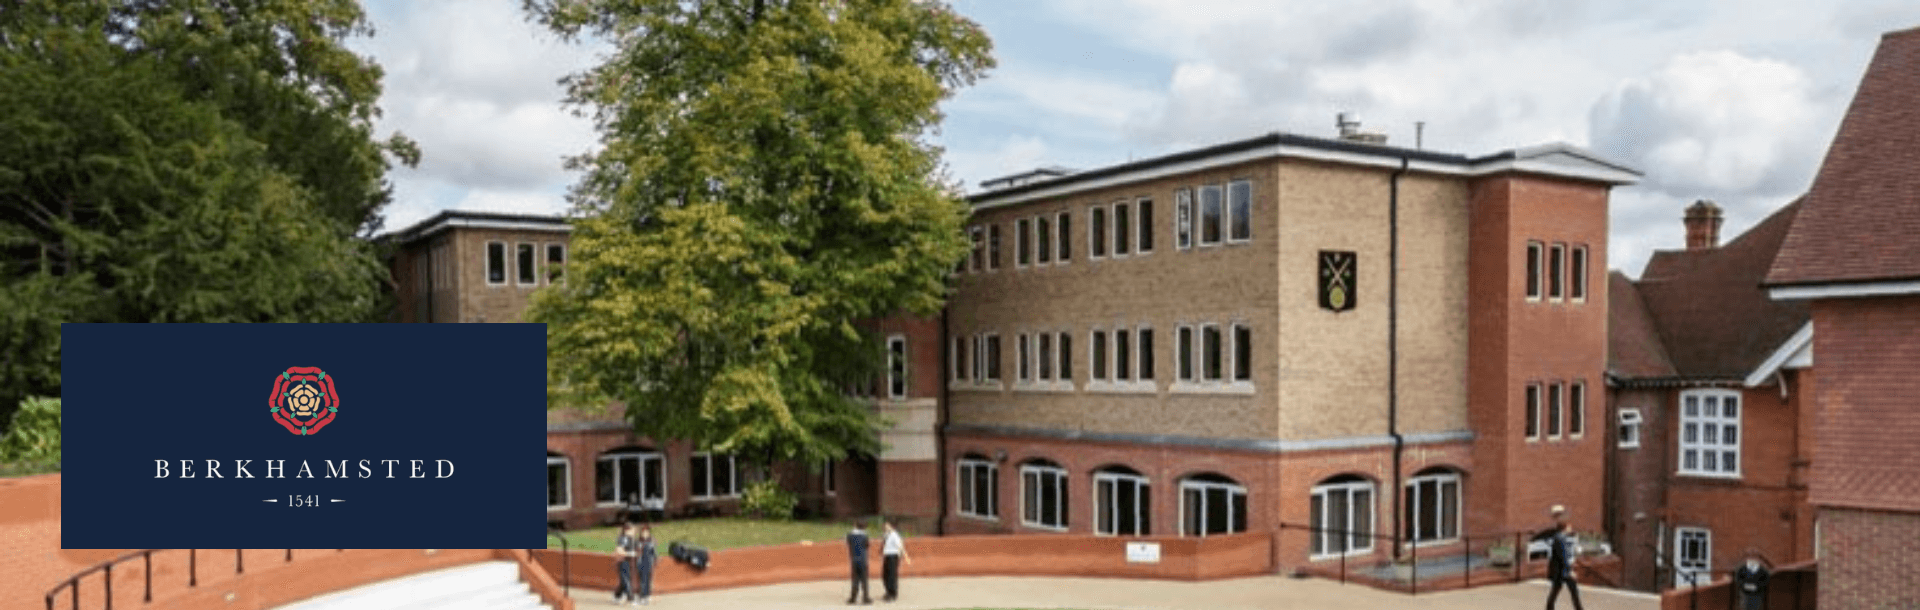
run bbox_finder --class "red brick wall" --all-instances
[1606,386,1669,591]
[1809,296,1920,512]
[547,430,739,528]
[869,314,944,401]
[1817,507,1920,609]
[1466,174,1611,538]
[878,460,940,527]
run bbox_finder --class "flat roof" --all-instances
[381,210,571,246]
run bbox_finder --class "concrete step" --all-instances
[272,561,548,610]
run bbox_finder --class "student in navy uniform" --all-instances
[1732,549,1772,610]
[634,525,658,605]
[880,520,913,602]
[613,523,638,605]
[1542,507,1585,610]
[846,519,874,605]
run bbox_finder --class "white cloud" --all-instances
[943,135,1052,191]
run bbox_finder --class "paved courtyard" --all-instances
[572,575,1660,610]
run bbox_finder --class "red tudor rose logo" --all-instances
[269,367,338,436]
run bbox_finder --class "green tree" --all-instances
[0,397,62,474]
[523,0,993,467]
[0,0,413,427]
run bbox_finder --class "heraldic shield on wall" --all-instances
[1319,250,1357,312]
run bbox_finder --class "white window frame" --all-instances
[988,223,1002,271]
[1525,383,1542,441]
[1404,471,1461,546]
[1113,201,1131,256]
[1036,215,1052,265]
[545,243,567,285]
[689,452,739,500]
[516,242,539,286]
[1231,322,1252,383]
[1548,381,1565,439]
[1115,325,1132,381]
[1201,323,1224,382]
[1525,241,1543,301]
[595,451,666,508]
[546,455,571,511]
[1094,470,1151,536]
[969,226,984,272]
[1136,197,1155,254]
[1136,326,1155,382]
[1548,242,1567,301]
[1021,463,1069,531]
[1017,332,1032,383]
[1091,329,1108,382]
[1090,205,1108,259]
[984,333,1001,382]
[957,457,999,520]
[1179,477,1247,537]
[1037,331,1054,382]
[1015,217,1032,268]
[1678,389,1742,478]
[1618,408,1643,449]
[1675,526,1711,588]
[1175,188,1193,251]
[1227,179,1253,243]
[1569,381,1586,438]
[1199,184,1224,247]
[486,241,508,286]
[952,335,967,382]
[1057,331,1073,383]
[886,334,908,399]
[824,459,837,496]
[1056,211,1072,263]
[1310,479,1375,558]
[1570,244,1588,302]
[1177,325,1195,382]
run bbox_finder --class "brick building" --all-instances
[940,127,1638,572]
[1764,26,1920,610]
[1604,199,1815,592]
[382,210,941,530]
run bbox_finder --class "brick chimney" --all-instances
[1684,199,1724,250]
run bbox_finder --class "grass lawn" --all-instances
[548,517,899,553]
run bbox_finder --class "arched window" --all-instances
[1180,473,1246,537]
[1310,474,1374,558]
[1405,467,1462,544]
[1094,465,1150,536]
[1020,459,1069,530]
[546,451,570,511]
[596,446,665,508]
[956,453,999,520]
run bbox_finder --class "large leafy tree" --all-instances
[0,0,415,428]
[523,0,993,467]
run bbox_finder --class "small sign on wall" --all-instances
[1126,541,1161,564]
[1319,250,1357,312]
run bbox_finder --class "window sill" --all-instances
[547,506,570,512]
[1015,382,1075,393]
[1085,381,1157,394]
[1675,471,1743,481]
[1170,382,1255,395]
[1022,522,1069,532]
[959,513,1000,522]
[949,382,1007,392]
[690,495,741,502]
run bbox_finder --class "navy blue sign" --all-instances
[62,323,546,549]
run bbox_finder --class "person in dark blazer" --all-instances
[846,519,873,605]
[1542,508,1585,610]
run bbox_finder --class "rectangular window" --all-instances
[516,243,537,285]
[1202,324,1223,381]
[972,335,984,382]
[1618,408,1643,449]
[1115,329,1132,381]
[547,456,570,510]
[1571,245,1588,301]
[1057,213,1072,261]
[1178,326,1194,381]
[689,453,738,499]
[1021,464,1069,529]
[1199,184,1223,245]
[1570,381,1586,436]
[1175,188,1193,250]
[1228,180,1252,242]
[887,335,908,399]
[823,460,837,496]
[1525,241,1542,300]
[989,224,1002,270]
[1232,323,1252,382]
[1675,527,1712,588]
[486,241,507,285]
[958,458,999,519]
[1548,381,1564,438]
[1038,333,1053,380]
[1526,383,1542,440]
[970,226,984,272]
[985,334,1002,381]
[1549,243,1566,300]
[1095,471,1151,536]
[1136,198,1155,253]
[1017,333,1031,382]
[546,243,567,284]
[1114,202,1131,255]
[1058,332,1073,381]
[595,452,664,507]
[1138,328,1155,380]
[1091,207,1108,258]
[1016,218,1032,267]
[1405,472,1461,544]
[1181,478,1247,537]
[1092,331,1108,381]
[1310,480,1374,556]
[952,336,966,381]
[1679,390,1741,477]
[1037,216,1052,264]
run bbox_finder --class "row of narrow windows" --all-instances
[962,180,1257,274]
[952,323,1254,388]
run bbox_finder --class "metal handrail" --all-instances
[45,549,347,610]
[541,527,573,598]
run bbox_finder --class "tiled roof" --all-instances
[1626,200,1810,380]
[1767,27,1920,286]
[1606,271,1676,379]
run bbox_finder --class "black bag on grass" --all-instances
[669,541,710,571]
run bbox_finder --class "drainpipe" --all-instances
[1389,157,1408,558]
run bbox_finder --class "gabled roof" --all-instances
[1767,27,1920,289]
[1607,271,1677,380]
[1623,200,1810,381]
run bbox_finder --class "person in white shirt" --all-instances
[880,520,912,602]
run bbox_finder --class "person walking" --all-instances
[634,525,659,605]
[1542,507,1585,610]
[846,519,874,605]
[1732,549,1772,610]
[613,523,638,605]
[880,520,913,602]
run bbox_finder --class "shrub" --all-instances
[740,478,798,521]
[0,396,61,474]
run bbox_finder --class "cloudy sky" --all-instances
[354,0,1920,276]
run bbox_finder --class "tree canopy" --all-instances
[0,0,415,427]
[523,0,993,466]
